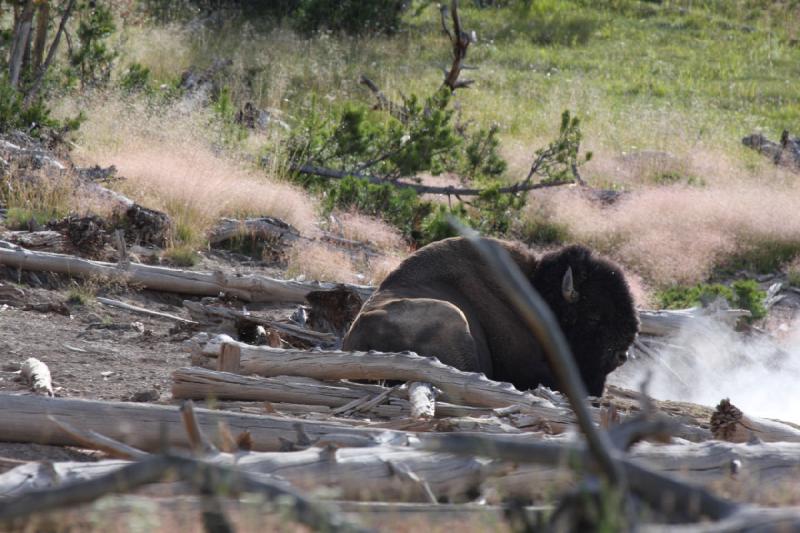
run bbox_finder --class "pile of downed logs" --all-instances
[3,238,800,531]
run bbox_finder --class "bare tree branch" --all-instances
[292,164,574,196]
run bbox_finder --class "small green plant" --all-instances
[517,216,570,246]
[731,279,767,321]
[164,245,199,267]
[120,63,151,92]
[0,76,61,134]
[652,171,705,187]
[71,3,117,87]
[788,260,800,288]
[211,87,248,145]
[67,284,94,306]
[419,204,471,246]
[657,280,766,322]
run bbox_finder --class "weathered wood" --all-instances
[218,343,241,373]
[0,393,409,452]
[0,241,373,303]
[0,231,67,253]
[20,357,52,396]
[644,507,800,532]
[171,367,492,420]
[408,382,436,419]
[0,455,368,533]
[424,434,739,522]
[628,440,800,485]
[710,398,800,443]
[208,217,300,245]
[0,446,507,504]
[96,297,197,324]
[48,415,149,460]
[187,336,721,442]
[187,335,566,413]
[638,307,750,336]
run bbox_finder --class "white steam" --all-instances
[609,317,800,424]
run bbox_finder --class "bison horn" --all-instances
[562,266,579,303]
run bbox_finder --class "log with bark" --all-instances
[0,241,373,302]
[0,230,67,253]
[208,217,300,246]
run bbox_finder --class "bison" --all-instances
[343,237,638,396]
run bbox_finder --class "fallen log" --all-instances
[208,217,300,246]
[0,445,508,504]
[638,307,750,336]
[0,455,368,533]
[628,439,800,485]
[187,335,566,413]
[20,357,53,396]
[710,398,800,443]
[187,335,720,441]
[0,230,67,253]
[172,367,492,420]
[0,393,410,452]
[0,241,373,302]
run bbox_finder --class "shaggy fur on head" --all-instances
[343,237,639,396]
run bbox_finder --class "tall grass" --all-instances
[51,1,800,289]
[65,93,317,251]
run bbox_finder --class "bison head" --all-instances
[532,245,638,396]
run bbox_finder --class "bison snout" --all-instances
[614,349,629,365]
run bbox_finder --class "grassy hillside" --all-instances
[59,0,800,299]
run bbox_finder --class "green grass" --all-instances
[164,245,199,267]
[656,279,767,320]
[126,1,799,154]
[68,1,800,291]
[67,284,95,306]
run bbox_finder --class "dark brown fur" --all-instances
[343,237,638,396]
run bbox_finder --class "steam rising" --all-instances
[609,317,800,424]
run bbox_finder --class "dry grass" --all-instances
[286,241,360,284]
[531,176,800,287]
[330,211,408,254]
[64,93,316,251]
[117,24,195,83]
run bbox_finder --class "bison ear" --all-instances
[562,266,580,303]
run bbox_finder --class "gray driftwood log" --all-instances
[171,367,489,419]
[187,334,567,414]
[0,241,373,302]
[0,393,409,452]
